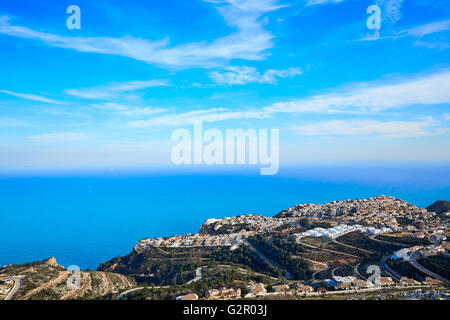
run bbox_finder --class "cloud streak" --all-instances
[405,19,450,37]
[209,66,303,85]
[127,70,450,126]
[65,80,169,100]
[306,0,344,6]
[294,118,446,138]
[128,107,270,127]
[92,102,169,117]
[0,1,282,68]
[0,89,66,104]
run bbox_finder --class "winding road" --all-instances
[380,255,402,281]
[409,253,450,285]
[244,239,288,278]
[186,266,204,285]
[355,263,368,280]
[4,276,24,300]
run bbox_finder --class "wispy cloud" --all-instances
[267,70,450,114]
[92,102,169,117]
[65,80,169,100]
[209,66,303,85]
[27,132,87,143]
[306,0,344,6]
[444,113,450,121]
[0,1,282,69]
[358,19,450,42]
[405,19,450,37]
[0,89,66,104]
[202,0,287,11]
[128,70,450,126]
[293,118,447,138]
[128,107,270,127]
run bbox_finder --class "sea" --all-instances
[1,164,449,270]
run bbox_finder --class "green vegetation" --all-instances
[99,244,280,286]
[213,245,280,277]
[417,255,450,280]
[321,241,371,259]
[314,268,332,280]
[121,265,276,300]
[395,217,413,226]
[188,268,273,298]
[6,264,60,299]
[376,234,431,246]
[247,235,312,280]
[337,231,401,254]
[300,236,331,247]
[387,260,427,281]
[298,219,333,230]
[334,264,356,277]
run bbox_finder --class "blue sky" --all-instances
[0,0,449,171]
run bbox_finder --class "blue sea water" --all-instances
[1,165,449,270]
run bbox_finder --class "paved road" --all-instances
[380,255,402,281]
[355,263,368,280]
[4,276,24,300]
[244,239,286,277]
[409,253,450,285]
[331,264,347,278]
[186,266,204,285]
[312,265,329,281]
[117,287,146,300]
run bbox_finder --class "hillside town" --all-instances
[135,196,448,252]
[277,195,439,229]
[2,196,448,301]
[129,195,449,301]
[135,215,301,251]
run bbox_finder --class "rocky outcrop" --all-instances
[43,256,62,268]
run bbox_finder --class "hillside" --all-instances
[98,244,279,286]
[2,195,448,300]
[275,195,429,220]
[0,257,134,300]
[427,200,450,215]
[101,195,442,286]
